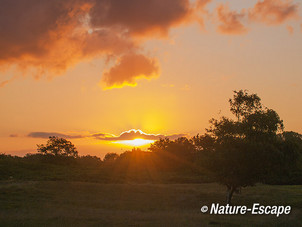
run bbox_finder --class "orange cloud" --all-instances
[0,0,300,87]
[0,0,137,79]
[101,53,160,89]
[216,4,248,35]
[249,0,299,25]
[0,0,191,87]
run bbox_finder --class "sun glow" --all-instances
[113,138,155,147]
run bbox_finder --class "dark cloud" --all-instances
[0,0,138,81]
[0,0,86,70]
[249,0,299,25]
[101,53,159,89]
[216,4,248,35]
[89,0,192,37]
[91,133,107,137]
[27,132,84,139]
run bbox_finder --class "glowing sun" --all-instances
[113,138,155,147]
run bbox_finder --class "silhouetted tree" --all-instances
[37,136,78,157]
[103,153,119,162]
[266,131,302,184]
[149,137,196,171]
[192,134,215,152]
[229,89,262,121]
[202,90,284,204]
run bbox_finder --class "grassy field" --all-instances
[0,181,301,226]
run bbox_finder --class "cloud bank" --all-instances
[25,129,186,142]
[94,129,186,141]
[0,0,300,87]
[27,132,84,139]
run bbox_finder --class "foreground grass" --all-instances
[0,181,301,226]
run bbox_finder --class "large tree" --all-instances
[195,90,284,204]
[37,136,78,158]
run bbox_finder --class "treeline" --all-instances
[0,143,208,184]
[1,132,301,185]
[1,90,302,202]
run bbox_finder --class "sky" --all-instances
[0,0,302,157]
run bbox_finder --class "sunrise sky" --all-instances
[1,0,302,157]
